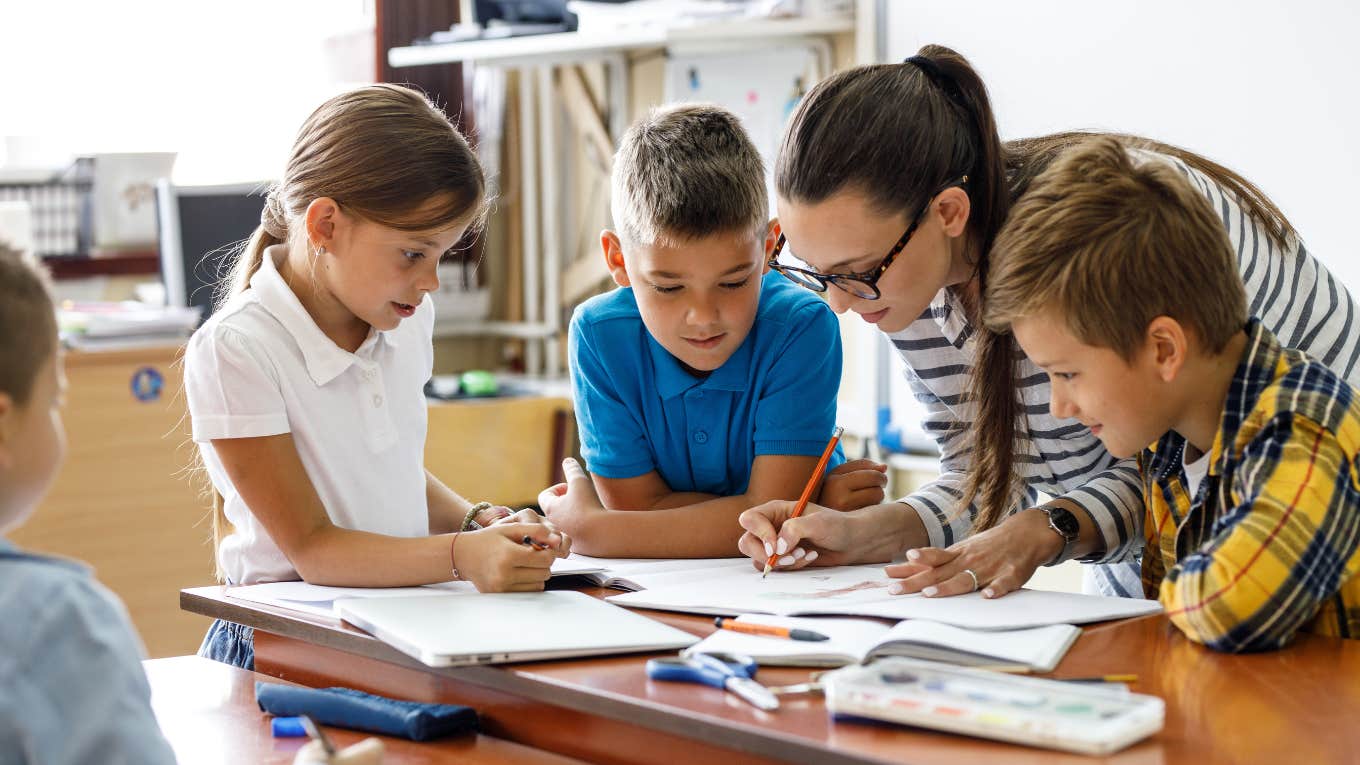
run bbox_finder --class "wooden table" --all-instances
[145,654,591,764]
[182,585,1360,765]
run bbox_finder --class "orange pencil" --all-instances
[762,425,843,578]
[715,617,829,642]
[521,535,549,551]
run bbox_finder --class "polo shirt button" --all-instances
[373,394,383,408]
[694,430,708,444]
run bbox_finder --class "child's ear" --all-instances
[304,197,342,252]
[600,230,630,288]
[1146,316,1187,382]
[934,187,972,238]
[762,219,780,275]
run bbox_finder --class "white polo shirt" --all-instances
[184,245,433,585]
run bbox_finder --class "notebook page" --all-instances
[871,620,1082,672]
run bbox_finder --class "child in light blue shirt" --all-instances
[0,244,176,764]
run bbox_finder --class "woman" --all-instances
[737,44,1360,599]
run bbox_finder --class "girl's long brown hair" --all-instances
[200,84,488,579]
[776,44,1297,532]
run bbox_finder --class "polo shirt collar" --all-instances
[250,246,391,386]
[649,331,754,400]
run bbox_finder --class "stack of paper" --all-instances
[58,301,202,350]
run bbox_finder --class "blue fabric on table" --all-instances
[255,682,478,741]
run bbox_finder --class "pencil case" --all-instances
[256,682,479,741]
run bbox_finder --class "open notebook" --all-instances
[553,554,747,591]
[224,556,607,618]
[606,564,1163,630]
[335,591,698,668]
[684,614,1081,672]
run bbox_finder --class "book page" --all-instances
[608,565,1162,629]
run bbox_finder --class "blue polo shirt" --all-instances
[570,271,845,495]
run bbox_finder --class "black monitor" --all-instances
[155,180,268,321]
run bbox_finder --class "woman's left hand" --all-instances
[883,509,1062,598]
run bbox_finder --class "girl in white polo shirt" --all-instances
[184,84,570,670]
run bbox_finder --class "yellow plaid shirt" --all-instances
[1140,320,1360,651]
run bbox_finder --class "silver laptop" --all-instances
[336,591,697,668]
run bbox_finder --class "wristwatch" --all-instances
[1037,505,1080,566]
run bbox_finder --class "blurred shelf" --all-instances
[388,15,855,68]
[43,249,159,279]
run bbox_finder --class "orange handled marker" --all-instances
[762,425,844,578]
[715,617,829,642]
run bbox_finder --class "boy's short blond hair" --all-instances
[984,135,1248,359]
[610,103,768,249]
[0,242,57,405]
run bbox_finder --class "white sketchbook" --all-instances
[684,614,1081,672]
[335,591,698,668]
[606,564,1162,630]
[556,554,750,592]
[224,557,607,618]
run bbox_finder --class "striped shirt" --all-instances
[1141,320,1360,650]
[887,149,1360,596]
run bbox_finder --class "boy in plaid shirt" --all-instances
[983,136,1359,651]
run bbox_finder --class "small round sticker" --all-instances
[130,366,164,403]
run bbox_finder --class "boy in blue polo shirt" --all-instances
[540,104,886,558]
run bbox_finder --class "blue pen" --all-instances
[646,652,779,711]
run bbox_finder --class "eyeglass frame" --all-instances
[767,175,970,300]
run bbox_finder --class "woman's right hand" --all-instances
[453,522,570,592]
[737,500,856,571]
[737,500,914,572]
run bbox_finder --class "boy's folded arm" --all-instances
[594,471,718,511]
[211,435,457,587]
[572,454,822,557]
[1161,415,1360,652]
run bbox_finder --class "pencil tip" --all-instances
[761,563,771,579]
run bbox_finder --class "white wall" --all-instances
[885,0,1360,290]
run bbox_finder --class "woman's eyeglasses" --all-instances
[768,176,968,300]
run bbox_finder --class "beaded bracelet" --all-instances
[462,501,492,532]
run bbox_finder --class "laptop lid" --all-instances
[336,591,697,668]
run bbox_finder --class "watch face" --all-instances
[1049,508,1081,538]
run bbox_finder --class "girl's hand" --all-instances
[474,504,515,527]
[453,522,571,592]
[883,510,1058,598]
[819,459,889,510]
[537,458,607,537]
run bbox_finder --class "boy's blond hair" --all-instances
[611,104,767,249]
[0,242,57,406]
[984,135,1248,356]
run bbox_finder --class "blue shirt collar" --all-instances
[649,330,755,400]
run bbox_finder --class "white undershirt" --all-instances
[1183,446,1212,500]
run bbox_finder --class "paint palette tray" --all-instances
[824,658,1164,755]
